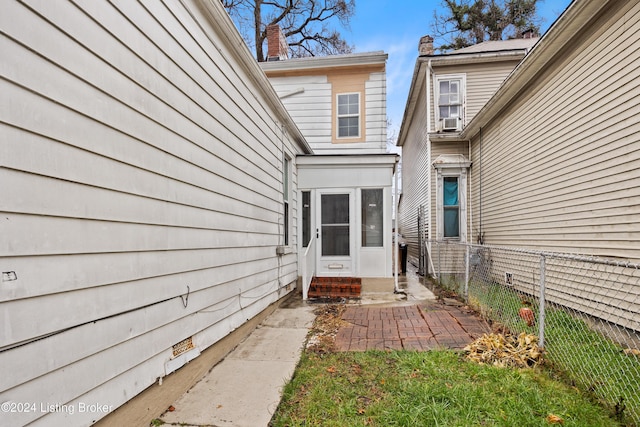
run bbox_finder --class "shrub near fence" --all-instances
[427,240,640,425]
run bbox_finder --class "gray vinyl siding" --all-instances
[398,79,429,264]
[470,1,640,261]
[0,1,303,426]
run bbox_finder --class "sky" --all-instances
[342,0,573,145]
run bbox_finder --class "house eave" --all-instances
[297,153,399,167]
[259,51,388,73]
[460,0,611,141]
[396,49,528,147]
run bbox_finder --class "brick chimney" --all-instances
[521,28,538,39]
[266,24,289,61]
[418,35,434,55]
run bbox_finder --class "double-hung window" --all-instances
[337,93,360,138]
[436,75,464,131]
[443,177,459,238]
[434,155,470,242]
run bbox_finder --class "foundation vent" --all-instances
[172,336,195,358]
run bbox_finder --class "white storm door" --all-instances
[317,190,354,276]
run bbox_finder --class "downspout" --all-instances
[426,60,436,275]
[468,138,472,244]
[479,126,483,244]
[394,159,400,293]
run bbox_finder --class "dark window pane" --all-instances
[302,191,311,247]
[443,177,458,206]
[322,225,350,256]
[362,189,383,247]
[444,207,459,237]
[321,194,350,256]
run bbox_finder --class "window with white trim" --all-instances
[361,189,383,247]
[283,156,291,245]
[434,155,470,242]
[443,177,459,238]
[435,75,465,131]
[337,93,360,138]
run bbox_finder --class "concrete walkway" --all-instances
[151,265,490,426]
[158,300,315,427]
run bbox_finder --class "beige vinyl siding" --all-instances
[470,1,640,261]
[0,1,302,426]
[431,60,522,129]
[398,78,429,264]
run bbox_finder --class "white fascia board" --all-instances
[296,154,398,168]
[260,51,388,73]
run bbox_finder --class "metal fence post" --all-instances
[539,254,546,348]
[438,241,441,283]
[464,244,470,302]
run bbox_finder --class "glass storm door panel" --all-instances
[321,193,350,256]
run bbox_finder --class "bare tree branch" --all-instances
[431,0,541,52]
[223,0,355,61]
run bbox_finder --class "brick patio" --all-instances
[334,302,491,351]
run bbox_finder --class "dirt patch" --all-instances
[306,304,347,354]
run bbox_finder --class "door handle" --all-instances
[316,228,319,239]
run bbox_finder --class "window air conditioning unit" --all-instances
[442,117,459,131]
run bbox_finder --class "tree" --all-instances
[432,0,541,51]
[222,0,355,62]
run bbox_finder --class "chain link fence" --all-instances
[426,240,640,425]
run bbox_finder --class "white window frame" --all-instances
[283,156,291,246]
[434,158,470,242]
[336,92,360,139]
[434,74,465,131]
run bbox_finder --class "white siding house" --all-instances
[0,1,310,426]
[261,48,398,286]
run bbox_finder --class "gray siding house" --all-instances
[397,35,536,273]
[0,1,311,426]
[397,0,640,331]
[398,0,640,268]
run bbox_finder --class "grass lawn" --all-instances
[271,349,620,427]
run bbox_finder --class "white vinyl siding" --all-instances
[269,75,332,146]
[469,1,640,260]
[267,68,387,154]
[0,1,303,426]
[365,71,387,149]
